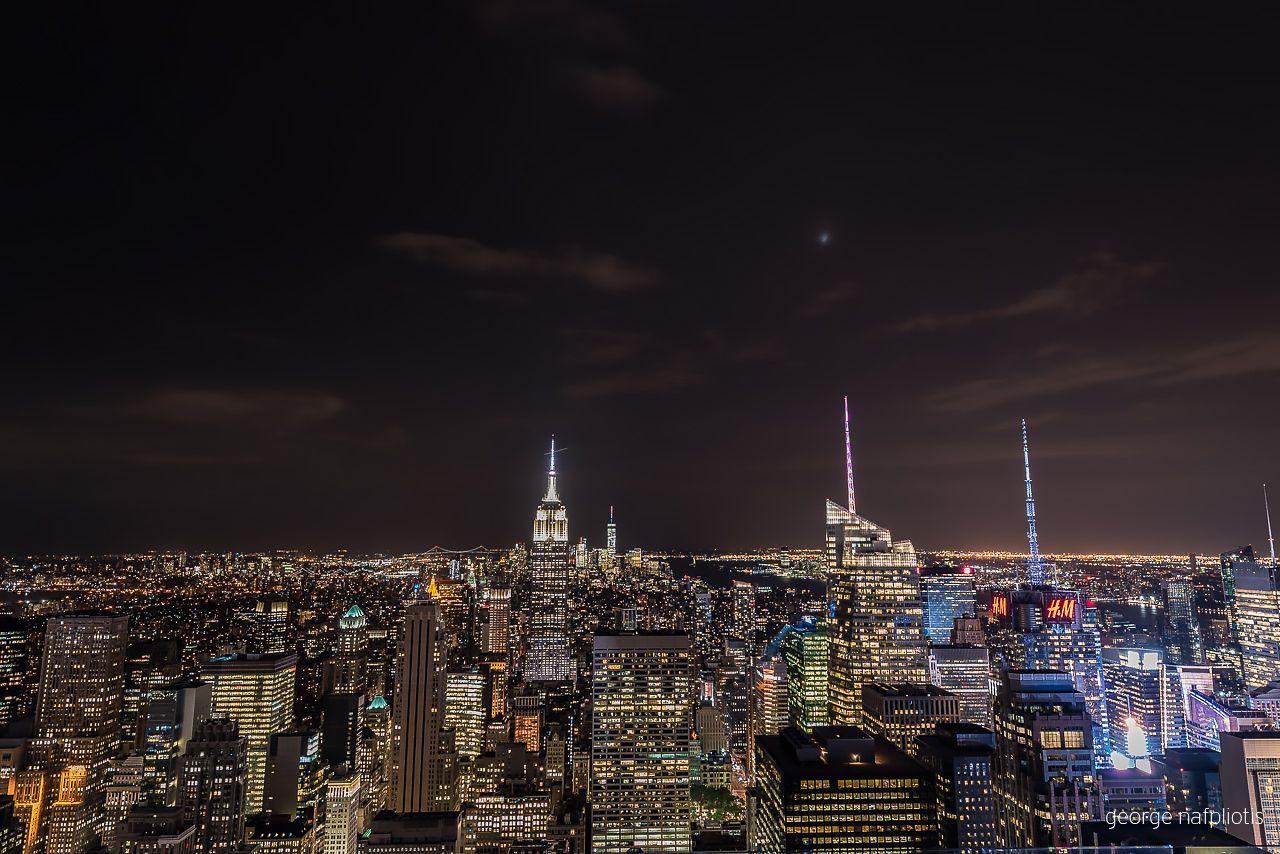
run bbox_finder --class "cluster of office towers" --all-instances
[4,417,1280,854]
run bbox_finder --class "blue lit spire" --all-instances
[1022,419,1045,586]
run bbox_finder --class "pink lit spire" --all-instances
[844,395,856,514]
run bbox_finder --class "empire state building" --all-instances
[526,437,574,682]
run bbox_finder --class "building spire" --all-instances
[843,395,856,514]
[1266,483,1277,568]
[1022,419,1045,586]
[543,435,559,502]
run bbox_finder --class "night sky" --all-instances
[6,4,1279,555]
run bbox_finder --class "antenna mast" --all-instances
[1266,483,1277,568]
[843,396,856,514]
[1023,419,1045,586]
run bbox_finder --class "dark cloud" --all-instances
[469,0,662,113]
[797,284,857,318]
[895,254,1162,333]
[130,389,348,432]
[471,0,635,52]
[560,363,705,399]
[378,233,658,293]
[928,333,1280,413]
[568,65,664,110]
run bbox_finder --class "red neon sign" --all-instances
[991,593,1009,618]
[1045,595,1077,623]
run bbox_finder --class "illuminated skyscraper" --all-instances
[0,617,28,729]
[179,717,249,853]
[1101,648,1163,763]
[389,600,456,812]
[748,656,788,781]
[251,600,290,655]
[825,500,928,723]
[824,397,926,723]
[1161,580,1203,666]
[324,769,362,854]
[526,438,573,682]
[481,588,511,657]
[916,723,998,852]
[334,605,369,695]
[444,670,487,761]
[860,683,960,758]
[143,678,212,801]
[590,632,693,854]
[752,726,940,854]
[1224,546,1280,690]
[202,652,297,813]
[992,670,1098,848]
[731,580,755,647]
[1220,731,1280,846]
[928,645,993,728]
[783,619,829,730]
[37,614,129,766]
[606,505,617,558]
[36,613,129,854]
[990,586,1110,765]
[920,565,977,644]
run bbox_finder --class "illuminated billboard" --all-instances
[1044,594,1077,623]
[991,593,1009,619]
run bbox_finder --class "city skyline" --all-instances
[5,5,1279,555]
[2,420,1275,559]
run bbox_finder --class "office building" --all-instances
[590,632,693,854]
[1225,547,1280,690]
[263,731,323,819]
[782,619,829,729]
[1098,766,1166,813]
[361,811,459,853]
[920,565,977,645]
[824,500,928,723]
[989,587,1110,763]
[202,652,297,813]
[992,670,1099,848]
[915,723,998,853]
[1220,731,1280,845]
[389,601,456,813]
[460,790,552,853]
[251,601,290,655]
[142,679,212,801]
[1161,580,1203,666]
[334,605,369,695]
[1185,688,1272,750]
[178,717,248,853]
[1102,648,1164,762]
[245,814,314,854]
[0,618,28,729]
[444,670,487,761]
[122,640,182,752]
[752,726,940,854]
[324,770,362,854]
[36,613,129,854]
[526,440,574,682]
[115,805,196,854]
[731,580,755,647]
[1155,748,1222,815]
[606,506,617,559]
[480,588,511,657]
[927,645,992,729]
[860,683,960,757]
[511,694,543,753]
[37,613,129,765]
